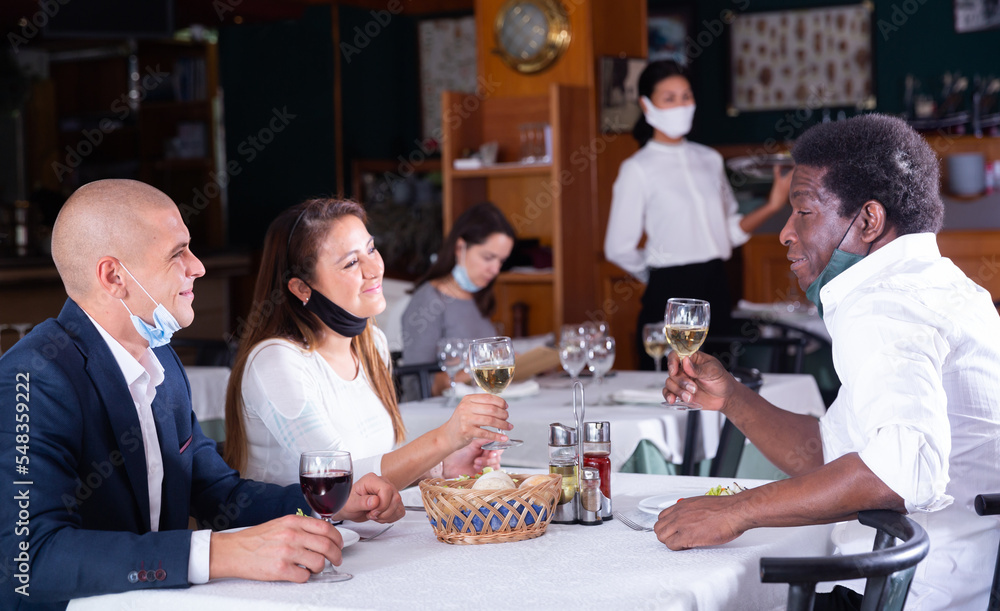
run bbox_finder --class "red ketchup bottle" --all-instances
[583,421,612,520]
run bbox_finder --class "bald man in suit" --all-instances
[0,180,403,610]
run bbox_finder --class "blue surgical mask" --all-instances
[805,208,870,319]
[451,245,482,293]
[118,262,182,348]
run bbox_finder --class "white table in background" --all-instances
[68,473,835,611]
[400,371,826,471]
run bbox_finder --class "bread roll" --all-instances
[518,474,551,488]
[471,470,516,490]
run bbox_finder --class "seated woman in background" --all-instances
[223,198,510,488]
[401,202,515,396]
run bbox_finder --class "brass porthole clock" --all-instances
[493,0,571,74]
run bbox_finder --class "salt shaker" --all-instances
[583,421,612,520]
[548,422,579,524]
[578,467,602,525]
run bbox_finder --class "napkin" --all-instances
[609,388,664,405]
[453,379,541,400]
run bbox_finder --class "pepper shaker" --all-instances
[583,421,612,520]
[578,467,603,525]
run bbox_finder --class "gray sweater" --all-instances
[400,282,496,365]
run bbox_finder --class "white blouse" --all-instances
[603,139,749,283]
[240,330,395,487]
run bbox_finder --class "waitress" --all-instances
[604,60,791,369]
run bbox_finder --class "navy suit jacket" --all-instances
[0,300,303,610]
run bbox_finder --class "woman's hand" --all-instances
[766,164,793,211]
[442,439,503,478]
[334,473,405,523]
[662,351,737,412]
[440,393,512,450]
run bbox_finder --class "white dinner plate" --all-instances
[338,527,360,548]
[637,493,686,515]
[453,380,541,400]
[220,525,359,548]
[609,389,664,405]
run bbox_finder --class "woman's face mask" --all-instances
[642,96,696,139]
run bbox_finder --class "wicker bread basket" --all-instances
[418,473,561,545]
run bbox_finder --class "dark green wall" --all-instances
[652,0,1000,145]
[219,5,337,249]
[338,5,423,187]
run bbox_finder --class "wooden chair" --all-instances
[975,492,1000,611]
[760,510,930,611]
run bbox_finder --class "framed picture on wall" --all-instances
[954,0,1000,32]
[728,3,876,113]
[599,57,647,133]
[648,9,691,65]
[417,16,477,146]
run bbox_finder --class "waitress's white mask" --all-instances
[641,96,695,139]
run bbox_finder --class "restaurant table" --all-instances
[400,371,826,471]
[68,472,836,611]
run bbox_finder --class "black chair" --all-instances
[171,337,237,367]
[390,351,440,401]
[702,333,809,374]
[975,492,1000,611]
[679,366,761,477]
[755,319,841,408]
[760,510,929,611]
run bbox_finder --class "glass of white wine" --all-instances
[642,321,670,372]
[468,336,522,450]
[663,298,710,411]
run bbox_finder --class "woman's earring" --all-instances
[302,298,309,306]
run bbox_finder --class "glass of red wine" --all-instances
[299,450,354,582]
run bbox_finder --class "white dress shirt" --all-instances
[240,330,395,487]
[85,314,211,584]
[818,233,1000,610]
[603,139,749,283]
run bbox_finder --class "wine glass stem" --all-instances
[654,357,662,372]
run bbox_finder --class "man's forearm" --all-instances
[722,384,825,476]
[737,453,906,530]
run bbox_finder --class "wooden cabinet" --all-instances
[441,83,596,336]
[743,230,1000,305]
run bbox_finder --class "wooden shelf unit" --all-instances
[441,83,597,337]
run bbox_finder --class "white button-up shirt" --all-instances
[603,139,749,283]
[819,233,1000,610]
[86,314,211,584]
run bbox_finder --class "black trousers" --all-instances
[813,586,864,611]
[635,259,735,371]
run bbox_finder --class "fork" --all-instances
[358,523,393,542]
[614,512,654,532]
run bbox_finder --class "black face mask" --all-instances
[302,282,368,338]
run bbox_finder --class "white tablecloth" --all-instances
[401,371,826,471]
[69,473,835,611]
